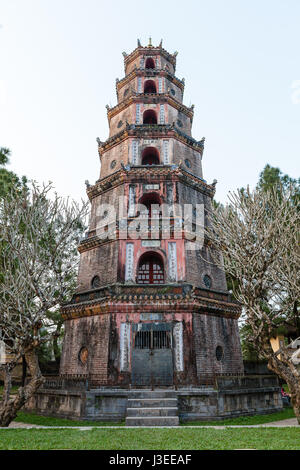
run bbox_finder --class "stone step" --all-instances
[127,398,177,408]
[129,390,177,399]
[126,416,179,426]
[127,407,178,417]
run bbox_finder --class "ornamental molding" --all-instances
[86,165,214,201]
[116,68,184,92]
[107,93,193,121]
[98,125,204,155]
[61,283,241,320]
[78,230,211,254]
[123,47,176,69]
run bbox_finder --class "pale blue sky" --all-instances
[1,0,299,203]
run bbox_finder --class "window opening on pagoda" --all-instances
[145,57,155,69]
[134,330,171,349]
[141,147,160,165]
[143,109,157,124]
[144,80,157,94]
[139,192,161,219]
[137,252,164,285]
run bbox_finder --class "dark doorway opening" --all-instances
[141,147,160,165]
[145,57,155,69]
[144,80,157,94]
[143,109,157,124]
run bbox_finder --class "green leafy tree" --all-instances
[0,147,27,198]
[257,164,299,200]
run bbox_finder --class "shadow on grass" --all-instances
[14,411,125,427]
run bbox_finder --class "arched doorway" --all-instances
[137,252,164,284]
[139,192,161,219]
[145,57,155,69]
[144,80,156,94]
[141,147,160,165]
[143,109,157,124]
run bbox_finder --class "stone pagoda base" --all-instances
[25,375,283,423]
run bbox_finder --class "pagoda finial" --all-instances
[148,36,152,47]
[137,39,141,47]
[159,39,163,48]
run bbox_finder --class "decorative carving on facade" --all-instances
[173,322,184,371]
[120,323,131,371]
[168,242,178,282]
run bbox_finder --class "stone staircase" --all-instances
[125,390,179,426]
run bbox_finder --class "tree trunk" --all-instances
[53,322,63,367]
[287,381,300,425]
[0,349,45,427]
[2,367,12,405]
[21,355,27,387]
[267,354,300,425]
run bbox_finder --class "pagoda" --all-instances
[59,39,245,388]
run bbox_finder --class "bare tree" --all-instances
[0,183,87,427]
[206,185,300,423]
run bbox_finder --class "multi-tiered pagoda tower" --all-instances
[60,40,244,388]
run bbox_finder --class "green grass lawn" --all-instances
[0,385,19,397]
[13,407,295,427]
[0,427,299,450]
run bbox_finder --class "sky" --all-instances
[0,0,299,204]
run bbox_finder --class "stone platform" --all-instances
[24,375,283,424]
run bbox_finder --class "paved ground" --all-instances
[259,418,298,427]
[3,417,298,429]
[8,421,43,428]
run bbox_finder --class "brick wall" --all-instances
[193,313,244,382]
[60,314,111,385]
[185,244,228,291]
[76,242,119,292]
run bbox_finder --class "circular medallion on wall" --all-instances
[216,346,223,361]
[185,159,191,168]
[91,275,100,289]
[177,119,183,128]
[117,120,123,128]
[79,347,88,364]
[203,274,212,289]
[171,88,176,96]
[123,88,129,98]
[110,160,117,169]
